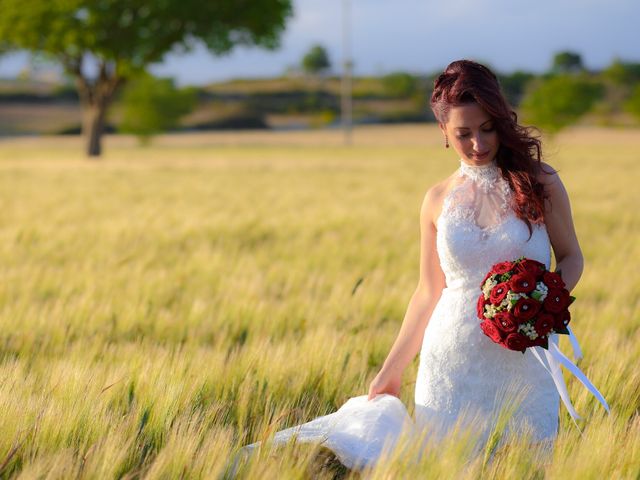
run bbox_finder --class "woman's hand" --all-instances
[367,367,403,400]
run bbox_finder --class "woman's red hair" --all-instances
[430,59,554,239]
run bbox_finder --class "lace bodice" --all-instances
[436,158,551,290]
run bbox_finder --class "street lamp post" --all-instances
[341,0,352,146]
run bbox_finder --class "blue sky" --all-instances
[0,0,638,86]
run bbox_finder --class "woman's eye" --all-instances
[482,127,495,132]
[456,133,470,139]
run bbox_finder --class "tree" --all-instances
[497,70,535,106]
[0,0,292,157]
[381,72,418,98]
[551,51,584,74]
[520,75,604,133]
[602,58,640,86]
[597,58,640,123]
[118,73,197,145]
[302,44,331,76]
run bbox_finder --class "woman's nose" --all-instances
[472,137,485,151]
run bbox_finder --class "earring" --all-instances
[445,135,449,149]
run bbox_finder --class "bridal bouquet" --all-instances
[477,256,575,353]
[476,257,609,420]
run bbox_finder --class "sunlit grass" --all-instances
[0,125,637,478]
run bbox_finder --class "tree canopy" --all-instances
[551,51,584,74]
[0,0,293,156]
[302,44,331,76]
[602,59,640,86]
[520,75,604,133]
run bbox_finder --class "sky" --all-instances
[0,0,638,86]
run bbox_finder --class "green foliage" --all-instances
[118,74,196,143]
[0,0,293,74]
[497,70,535,106]
[624,84,640,121]
[520,75,604,132]
[602,58,640,86]
[551,51,585,74]
[301,44,331,75]
[381,72,418,98]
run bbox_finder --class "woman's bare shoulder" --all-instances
[421,173,457,225]
[535,161,561,186]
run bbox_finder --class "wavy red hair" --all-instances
[430,59,554,238]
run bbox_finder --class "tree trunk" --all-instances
[83,103,107,158]
[73,61,122,158]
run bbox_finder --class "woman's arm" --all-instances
[539,163,584,293]
[379,185,447,377]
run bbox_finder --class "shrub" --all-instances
[118,73,197,144]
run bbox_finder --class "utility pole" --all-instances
[341,0,353,146]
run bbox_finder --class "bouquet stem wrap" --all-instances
[530,325,610,423]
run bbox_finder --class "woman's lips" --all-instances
[471,151,490,159]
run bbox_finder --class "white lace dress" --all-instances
[238,158,562,470]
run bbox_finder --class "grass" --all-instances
[0,124,638,478]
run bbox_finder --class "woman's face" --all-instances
[440,102,499,166]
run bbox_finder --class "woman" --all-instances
[235,60,605,472]
[369,59,579,452]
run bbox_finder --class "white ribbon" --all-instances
[530,327,609,423]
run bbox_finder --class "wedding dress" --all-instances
[235,158,608,472]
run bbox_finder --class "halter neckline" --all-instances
[458,157,501,191]
[459,157,497,170]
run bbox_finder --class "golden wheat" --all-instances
[0,124,637,478]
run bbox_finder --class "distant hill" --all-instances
[0,74,436,135]
[2,70,634,135]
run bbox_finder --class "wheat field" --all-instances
[0,124,638,479]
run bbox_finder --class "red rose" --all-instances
[515,258,546,277]
[531,336,549,349]
[504,332,530,353]
[543,271,565,289]
[489,282,510,304]
[553,308,571,331]
[544,288,570,314]
[480,320,504,344]
[477,294,487,319]
[491,261,515,275]
[534,313,554,337]
[512,297,541,322]
[494,311,517,333]
[509,272,536,293]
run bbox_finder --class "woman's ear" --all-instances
[438,123,446,136]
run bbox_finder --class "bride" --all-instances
[232,59,608,473]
